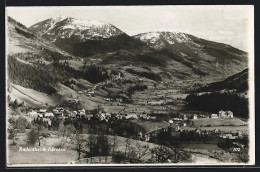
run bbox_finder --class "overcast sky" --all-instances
[7,6,253,51]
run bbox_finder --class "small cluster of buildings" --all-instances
[190,110,234,120]
[26,109,54,118]
[211,110,233,119]
[220,131,243,140]
[77,90,95,97]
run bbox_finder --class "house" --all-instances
[148,100,164,106]
[85,114,94,120]
[175,125,180,131]
[125,113,138,119]
[39,109,47,113]
[173,118,182,121]
[214,129,219,134]
[211,114,219,119]
[139,114,150,120]
[78,109,86,117]
[221,133,237,139]
[218,110,227,118]
[105,113,112,118]
[227,111,234,118]
[53,108,64,117]
[149,116,156,120]
[182,114,187,120]
[27,110,38,117]
[236,131,243,138]
[218,110,234,118]
[144,134,150,141]
[44,112,54,118]
[38,114,44,118]
[115,98,123,102]
[168,120,174,124]
[195,128,201,134]
[192,114,198,120]
[70,111,78,118]
[98,113,107,121]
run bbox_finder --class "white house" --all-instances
[44,112,54,118]
[227,111,234,118]
[211,114,218,119]
[192,114,198,120]
[125,113,138,119]
[173,118,182,121]
[39,109,47,113]
[218,110,226,118]
[27,110,38,117]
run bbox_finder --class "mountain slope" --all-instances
[132,31,248,79]
[72,34,151,57]
[7,16,73,58]
[196,68,248,92]
[29,17,125,54]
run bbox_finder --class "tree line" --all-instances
[186,92,249,118]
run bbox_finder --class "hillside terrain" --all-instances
[196,68,248,93]
[7,16,249,107]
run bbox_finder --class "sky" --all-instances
[6,5,254,51]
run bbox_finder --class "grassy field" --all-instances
[183,125,248,134]
[9,84,59,107]
[7,133,158,165]
[190,118,247,127]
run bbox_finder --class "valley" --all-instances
[6,16,249,165]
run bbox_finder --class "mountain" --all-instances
[7,16,72,58]
[131,31,248,79]
[72,34,151,57]
[29,17,125,54]
[195,68,249,93]
[133,31,198,49]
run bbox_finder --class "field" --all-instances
[190,118,247,127]
[183,125,248,134]
[7,133,158,165]
[9,84,59,107]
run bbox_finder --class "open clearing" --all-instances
[9,84,59,107]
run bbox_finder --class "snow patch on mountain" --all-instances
[30,17,124,43]
[134,31,201,49]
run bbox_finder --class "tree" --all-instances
[8,116,30,145]
[51,116,60,130]
[135,141,150,162]
[16,116,29,132]
[232,148,249,163]
[30,117,45,146]
[110,136,118,156]
[27,129,38,145]
[59,124,75,141]
[150,144,172,163]
[124,138,136,161]
[8,117,17,145]
[13,99,18,109]
[86,134,111,157]
[170,141,191,163]
[70,128,85,160]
